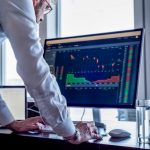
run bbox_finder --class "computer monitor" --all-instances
[44,29,143,109]
[0,86,27,120]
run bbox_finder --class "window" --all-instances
[59,0,134,122]
[1,0,136,122]
[60,0,134,37]
[4,39,23,85]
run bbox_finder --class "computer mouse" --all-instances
[108,129,131,138]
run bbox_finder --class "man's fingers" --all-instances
[25,123,42,132]
[27,116,43,124]
[32,116,43,122]
[87,122,95,127]
[91,132,103,140]
[90,126,98,134]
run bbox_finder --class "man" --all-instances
[0,0,101,144]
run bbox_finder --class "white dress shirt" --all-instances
[0,95,15,126]
[0,0,75,137]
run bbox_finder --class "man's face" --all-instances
[33,0,51,23]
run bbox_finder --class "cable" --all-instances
[80,108,85,121]
[27,108,40,114]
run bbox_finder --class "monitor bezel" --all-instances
[44,28,144,109]
[0,85,27,119]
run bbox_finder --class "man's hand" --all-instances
[65,121,102,144]
[6,116,43,132]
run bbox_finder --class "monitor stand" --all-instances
[92,108,107,136]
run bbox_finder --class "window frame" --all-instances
[143,0,150,99]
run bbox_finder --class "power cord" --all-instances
[80,108,85,121]
[27,108,40,114]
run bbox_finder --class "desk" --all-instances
[0,121,150,150]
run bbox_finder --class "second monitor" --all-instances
[44,29,143,109]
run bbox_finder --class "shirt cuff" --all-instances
[53,117,76,137]
[0,107,15,126]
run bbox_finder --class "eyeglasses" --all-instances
[38,0,52,15]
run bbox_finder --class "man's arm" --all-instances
[0,0,75,137]
[6,116,43,132]
[0,1,101,143]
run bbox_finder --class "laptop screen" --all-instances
[0,86,27,120]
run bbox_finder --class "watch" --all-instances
[64,128,81,143]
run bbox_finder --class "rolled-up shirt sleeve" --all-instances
[0,95,15,126]
[0,0,75,137]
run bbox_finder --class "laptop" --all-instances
[0,86,27,122]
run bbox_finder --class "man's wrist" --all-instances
[5,121,16,130]
[64,128,81,143]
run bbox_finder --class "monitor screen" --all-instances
[44,29,143,108]
[0,86,26,120]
